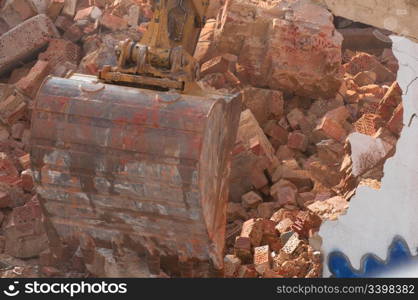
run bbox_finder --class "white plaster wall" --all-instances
[320,35,418,276]
[317,0,418,42]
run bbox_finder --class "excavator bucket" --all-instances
[30,75,241,277]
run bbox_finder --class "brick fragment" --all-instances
[287,131,308,152]
[242,87,284,127]
[353,71,377,86]
[0,124,10,142]
[19,153,30,169]
[237,264,258,278]
[354,113,382,136]
[254,245,271,275]
[54,15,74,32]
[0,191,11,208]
[241,218,264,247]
[4,198,48,258]
[287,108,305,130]
[62,0,78,17]
[0,92,27,125]
[200,54,237,77]
[47,0,65,20]
[38,39,81,75]
[227,202,247,222]
[315,116,347,142]
[263,120,288,145]
[0,152,20,185]
[291,211,322,238]
[344,52,395,83]
[63,23,83,42]
[281,233,302,256]
[74,6,102,21]
[224,254,241,277]
[16,60,50,98]
[272,165,312,190]
[127,5,141,27]
[1,0,37,28]
[275,218,294,234]
[276,145,295,161]
[230,110,278,201]
[387,103,403,136]
[21,169,34,192]
[241,191,262,209]
[234,236,252,263]
[270,180,298,207]
[101,13,129,31]
[257,202,276,219]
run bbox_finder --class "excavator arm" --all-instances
[99,0,210,92]
[31,0,243,277]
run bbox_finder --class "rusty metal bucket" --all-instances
[30,75,241,277]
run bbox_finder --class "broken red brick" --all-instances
[237,264,258,278]
[275,218,294,234]
[281,233,302,256]
[0,191,11,208]
[18,154,30,170]
[41,266,63,277]
[264,120,288,145]
[250,170,269,190]
[234,236,252,263]
[200,54,237,77]
[353,71,377,86]
[287,131,308,152]
[54,15,74,32]
[241,218,264,247]
[257,202,276,219]
[315,116,347,142]
[11,122,26,140]
[0,91,27,125]
[287,108,305,130]
[276,145,295,161]
[354,113,382,136]
[387,103,403,136]
[227,202,247,222]
[242,87,284,126]
[0,152,20,185]
[47,0,65,20]
[21,169,34,192]
[254,245,271,275]
[62,0,78,17]
[4,198,48,258]
[38,39,81,75]
[16,60,50,98]
[1,0,37,28]
[224,254,241,277]
[63,24,84,42]
[101,13,129,31]
[291,211,322,238]
[325,106,351,123]
[377,81,402,122]
[241,191,262,209]
[344,52,396,83]
[270,180,298,207]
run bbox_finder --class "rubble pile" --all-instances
[198,0,402,278]
[0,0,154,278]
[0,0,403,278]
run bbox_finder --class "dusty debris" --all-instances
[0,0,404,278]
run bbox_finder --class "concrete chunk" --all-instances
[0,14,60,75]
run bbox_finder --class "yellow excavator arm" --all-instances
[99,0,210,91]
